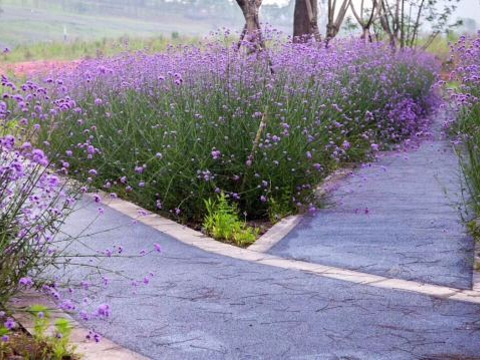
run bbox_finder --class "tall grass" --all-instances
[450,33,480,217]
[34,37,438,225]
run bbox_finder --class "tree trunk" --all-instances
[293,0,321,42]
[326,0,351,44]
[235,0,274,74]
[236,0,263,50]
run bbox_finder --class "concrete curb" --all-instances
[10,291,150,360]
[97,194,480,305]
[474,240,480,292]
[247,215,302,253]
[248,166,354,253]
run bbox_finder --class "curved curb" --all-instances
[247,215,302,253]
[247,166,354,253]
[474,240,480,291]
[10,291,150,360]
[97,194,480,305]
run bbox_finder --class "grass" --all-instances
[1,34,198,63]
[0,1,225,47]
[203,193,259,247]
[457,102,480,215]
[0,306,77,360]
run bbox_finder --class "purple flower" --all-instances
[32,149,48,165]
[211,149,221,160]
[86,330,102,343]
[19,277,33,287]
[96,304,110,318]
[154,243,162,253]
[4,318,15,330]
[60,299,75,311]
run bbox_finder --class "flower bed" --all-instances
[0,74,162,341]
[5,37,439,244]
[449,33,480,219]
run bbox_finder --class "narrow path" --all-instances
[60,201,480,359]
[268,119,474,290]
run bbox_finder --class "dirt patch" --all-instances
[0,60,79,77]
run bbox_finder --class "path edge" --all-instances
[9,291,150,360]
[474,239,480,291]
[248,166,355,253]
[94,193,480,305]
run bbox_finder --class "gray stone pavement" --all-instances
[268,127,475,290]
[60,202,480,360]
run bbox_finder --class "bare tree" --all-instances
[326,0,351,42]
[293,0,321,42]
[377,0,400,47]
[350,0,377,41]
[376,0,460,49]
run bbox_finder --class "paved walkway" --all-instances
[60,200,480,359]
[56,117,480,359]
[269,123,475,290]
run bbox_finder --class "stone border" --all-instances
[98,194,480,305]
[248,166,354,253]
[247,215,302,253]
[10,291,149,360]
[474,240,480,291]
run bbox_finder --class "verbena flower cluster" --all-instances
[0,34,441,343]
[0,76,161,339]
[449,32,480,215]
[37,37,439,223]
[0,87,73,304]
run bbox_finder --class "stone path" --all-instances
[57,118,480,359]
[60,199,480,360]
[269,123,475,290]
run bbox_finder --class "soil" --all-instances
[0,60,79,77]
[0,311,78,360]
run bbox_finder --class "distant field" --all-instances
[0,1,243,47]
[0,34,201,63]
[0,0,456,64]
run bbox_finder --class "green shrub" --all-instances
[203,193,259,246]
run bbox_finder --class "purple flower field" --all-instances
[450,32,480,218]
[0,36,442,330]
[32,37,439,225]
